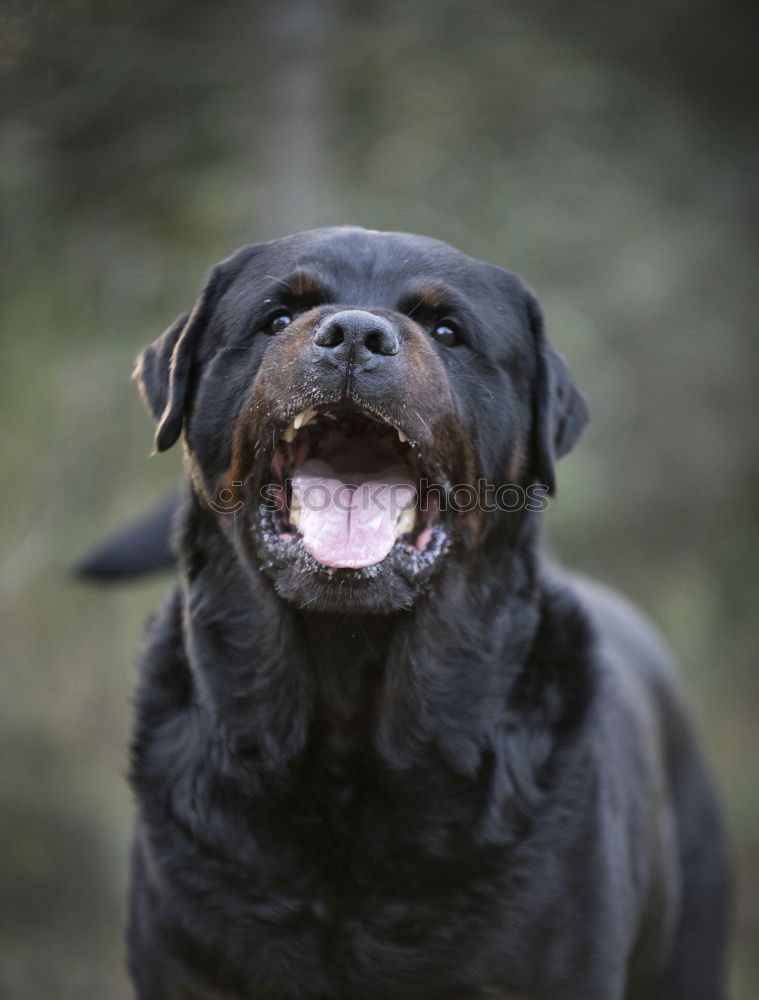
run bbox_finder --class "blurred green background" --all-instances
[1,0,757,996]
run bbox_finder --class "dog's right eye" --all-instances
[266,312,293,335]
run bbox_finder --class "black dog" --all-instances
[94,227,728,998]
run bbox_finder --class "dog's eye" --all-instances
[267,312,293,335]
[431,320,460,347]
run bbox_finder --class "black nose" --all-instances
[314,310,400,363]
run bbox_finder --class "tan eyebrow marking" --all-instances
[411,281,451,309]
[263,269,329,301]
[292,268,325,297]
[400,281,457,320]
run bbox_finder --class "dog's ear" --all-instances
[134,311,190,443]
[134,250,252,452]
[527,291,588,495]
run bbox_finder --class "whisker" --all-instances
[403,297,425,319]
[413,409,432,435]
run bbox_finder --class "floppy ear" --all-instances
[134,248,255,452]
[527,291,588,495]
[134,311,190,435]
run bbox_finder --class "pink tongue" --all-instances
[291,459,416,568]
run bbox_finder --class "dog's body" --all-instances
[101,228,726,999]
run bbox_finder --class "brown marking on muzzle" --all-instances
[400,316,475,462]
[403,319,483,535]
[218,308,325,496]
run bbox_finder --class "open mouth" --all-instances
[256,407,448,572]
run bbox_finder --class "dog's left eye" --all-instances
[431,320,460,347]
[266,312,293,335]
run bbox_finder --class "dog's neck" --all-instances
[175,488,575,777]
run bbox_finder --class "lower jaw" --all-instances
[247,511,450,613]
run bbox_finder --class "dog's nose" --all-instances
[314,310,400,362]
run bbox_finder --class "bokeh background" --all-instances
[1,0,757,996]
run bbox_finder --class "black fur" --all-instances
[114,227,727,999]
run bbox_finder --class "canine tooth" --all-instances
[397,429,407,443]
[289,495,301,526]
[280,424,296,443]
[395,503,416,537]
[293,407,317,430]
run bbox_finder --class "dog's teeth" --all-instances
[281,424,296,443]
[293,408,317,431]
[289,495,301,527]
[395,504,416,537]
[397,429,407,443]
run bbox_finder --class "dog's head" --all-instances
[135,227,586,612]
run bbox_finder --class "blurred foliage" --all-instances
[1,0,757,996]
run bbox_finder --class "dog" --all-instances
[85,227,729,999]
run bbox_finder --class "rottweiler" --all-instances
[87,227,729,999]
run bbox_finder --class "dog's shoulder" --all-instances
[557,567,695,808]
[563,569,682,705]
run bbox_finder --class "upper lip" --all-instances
[248,401,452,499]
[268,402,451,490]
[278,405,409,446]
